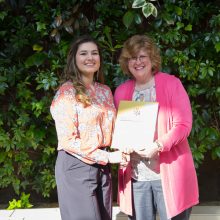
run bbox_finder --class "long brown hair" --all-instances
[63,35,104,106]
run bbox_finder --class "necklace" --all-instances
[135,77,155,92]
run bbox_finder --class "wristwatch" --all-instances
[155,140,162,151]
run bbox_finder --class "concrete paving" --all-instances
[0,208,61,220]
[0,206,220,220]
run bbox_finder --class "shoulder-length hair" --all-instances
[119,34,161,77]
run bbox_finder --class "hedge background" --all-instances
[0,0,219,206]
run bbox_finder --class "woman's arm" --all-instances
[157,78,192,152]
[51,91,111,165]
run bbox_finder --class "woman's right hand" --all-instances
[121,147,134,154]
[108,151,130,164]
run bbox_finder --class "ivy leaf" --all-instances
[134,13,142,24]
[54,15,62,27]
[64,26,73,34]
[123,11,135,28]
[132,0,146,8]
[55,32,61,43]
[142,3,157,18]
[164,13,175,25]
[50,28,58,37]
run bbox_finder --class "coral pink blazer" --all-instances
[114,72,199,219]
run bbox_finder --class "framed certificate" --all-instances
[111,101,159,150]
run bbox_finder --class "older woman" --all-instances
[114,35,199,220]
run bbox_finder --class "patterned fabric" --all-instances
[50,81,116,165]
[132,82,156,102]
[131,77,161,181]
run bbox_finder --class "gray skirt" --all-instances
[55,150,112,220]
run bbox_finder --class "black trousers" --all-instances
[55,150,112,220]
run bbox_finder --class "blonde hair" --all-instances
[63,35,104,107]
[119,35,161,77]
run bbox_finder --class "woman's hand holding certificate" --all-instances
[135,146,158,158]
[121,147,135,154]
[134,141,161,158]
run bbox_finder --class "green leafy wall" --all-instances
[0,0,219,204]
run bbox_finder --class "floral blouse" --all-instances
[50,81,116,165]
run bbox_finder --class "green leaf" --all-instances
[164,13,175,25]
[132,0,146,8]
[150,4,157,17]
[12,178,21,195]
[0,11,7,20]
[25,53,47,68]
[165,48,175,57]
[0,82,8,95]
[174,6,182,16]
[208,67,215,76]
[103,26,112,47]
[7,193,33,209]
[176,22,184,30]
[123,11,135,28]
[0,152,7,163]
[142,3,157,18]
[134,13,142,24]
[185,24,192,31]
[36,22,46,32]
[54,15,62,27]
[43,146,55,155]
[214,42,220,52]
[214,147,220,158]
[33,44,43,52]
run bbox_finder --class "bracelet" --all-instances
[155,140,162,151]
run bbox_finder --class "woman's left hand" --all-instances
[120,153,130,167]
[135,143,159,158]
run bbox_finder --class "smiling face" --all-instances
[75,42,100,83]
[127,49,153,84]
[119,35,161,82]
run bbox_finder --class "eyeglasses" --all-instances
[128,55,148,63]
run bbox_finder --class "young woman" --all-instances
[115,35,199,220]
[50,35,124,220]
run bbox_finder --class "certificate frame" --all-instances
[111,101,159,150]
